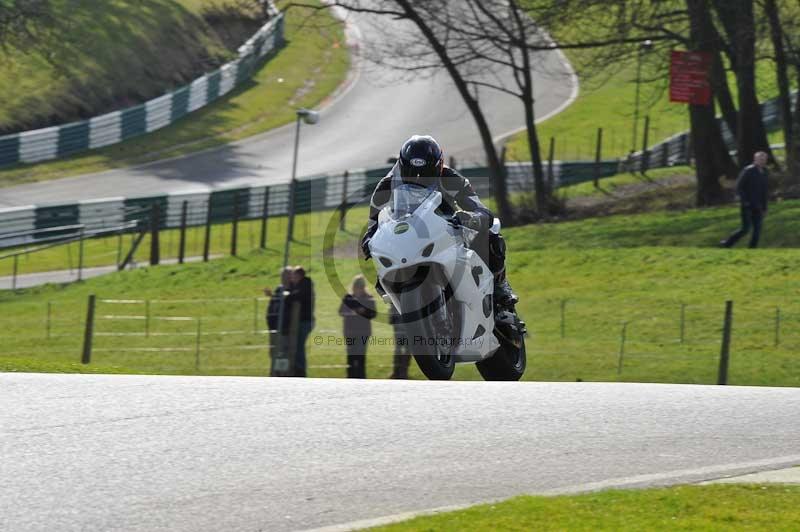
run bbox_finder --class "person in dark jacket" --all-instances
[360,135,517,310]
[338,275,377,378]
[284,266,315,377]
[265,267,293,333]
[721,151,769,249]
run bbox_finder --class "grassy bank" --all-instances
[370,484,800,531]
[0,0,250,134]
[0,0,349,187]
[2,200,799,385]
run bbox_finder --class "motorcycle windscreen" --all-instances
[390,184,435,219]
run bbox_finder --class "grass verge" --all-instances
[2,200,799,385]
[0,0,349,187]
[0,0,239,134]
[369,484,800,531]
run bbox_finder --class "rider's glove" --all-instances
[455,211,483,231]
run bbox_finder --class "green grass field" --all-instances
[0,0,349,186]
[369,484,800,531]
[0,0,242,134]
[2,199,799,386]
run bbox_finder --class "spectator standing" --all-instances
[339,275,377,378]
[388,304,411,379]
[284,266,315,377]
[721,151,770,249]
[265,267,293,364]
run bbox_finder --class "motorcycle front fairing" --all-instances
[368,184,499,362]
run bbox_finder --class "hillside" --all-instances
[0,0,267,134]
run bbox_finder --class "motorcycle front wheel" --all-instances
[400,288,456,381]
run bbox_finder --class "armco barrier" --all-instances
[0,11,284,168]
[626,90,798,172]
[0,160,636,249]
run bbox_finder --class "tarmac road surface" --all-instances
[0,6,576,208]
[2,374,799,531]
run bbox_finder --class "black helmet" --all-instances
[398,135,443,186]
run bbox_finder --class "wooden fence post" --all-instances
[680,303,686,344]
[203,202,212,262]
[593,128,603,187]
[231,192,240,257]
[339,171,349,231]
[178,201,188,264]
[617,322,628,375]
[145,300,151,338]
[81,294,96,364]
[150,202,161,266]
[78,228,85,281]
[717,301,733,385]
[260,187,270,249]
[46,301,52,339]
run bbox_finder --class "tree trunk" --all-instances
[792,73,800,182]
[687,0,737,205]
[509,0,547,216]
[396,0,514,223]
[714,0,772,166]
[523,94,546,214]
[764,0,793,173]
[690,103,728,205]
[710,51,738,138]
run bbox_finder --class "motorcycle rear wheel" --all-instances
[476,324,526,381]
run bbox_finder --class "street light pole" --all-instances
[272,108,319,376]
[286,114,302,244]
[632,39,654,153]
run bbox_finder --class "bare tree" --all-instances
[418,0,577,215]
[542,0,736,204]
[712,0,773,166]
[295,0,521,222]
[685,0,737,204]
[764,0,792,171]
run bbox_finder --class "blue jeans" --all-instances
[724,206,764,248]
[295,320,314,377]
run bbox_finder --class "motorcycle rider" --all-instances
[360,135,518,311]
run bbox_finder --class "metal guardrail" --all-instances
[0,9,284,168]
[0,162,625,249]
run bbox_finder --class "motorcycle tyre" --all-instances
[400,289,456,381]
[476,326,526,381]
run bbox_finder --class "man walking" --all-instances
[721,151,769,249]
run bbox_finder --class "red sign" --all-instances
[670,50,712,105]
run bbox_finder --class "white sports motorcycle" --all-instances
[368,176,527,381]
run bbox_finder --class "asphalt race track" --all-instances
[0,7,575,208]
[2,374,799,531]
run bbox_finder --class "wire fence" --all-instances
[2,294,798,384]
